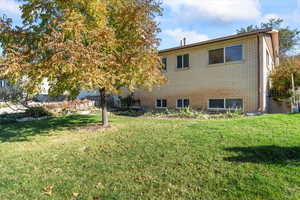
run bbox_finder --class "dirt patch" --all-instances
[79,124,112,132]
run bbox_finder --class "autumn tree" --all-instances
[0,0,165,127]
[237,18,300,56]
[270,58,300,100]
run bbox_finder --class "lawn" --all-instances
[0,114,300,200]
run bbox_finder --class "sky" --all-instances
[1,0,300,53]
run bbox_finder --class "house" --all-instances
[133,29,280,113]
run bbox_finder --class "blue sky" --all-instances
[1,0,300,53]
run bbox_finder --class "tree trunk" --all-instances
[100,88,109,127]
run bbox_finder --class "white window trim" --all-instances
[176,98,190,109]
[208,98,226,110]
[156,99,167,109]
[208,98,244,111]
[176,54,189,69]
[208,44,244,65]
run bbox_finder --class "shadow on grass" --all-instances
[0,115,99,143]
[224,146,300,166]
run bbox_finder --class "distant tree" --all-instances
[237,18,300,56]
[0,0,165,127]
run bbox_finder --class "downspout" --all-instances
[257,33,262,112]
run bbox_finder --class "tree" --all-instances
[237,18,300,56]
[0,0,165,127]
[270,58,300,100]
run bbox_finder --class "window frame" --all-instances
[177,54,190,69]
[208,98,226,109]
[208,44,244,65]
[208,98,244,110]
[156,99,167,109]
[162,57,167,71]
[176,98,190,109]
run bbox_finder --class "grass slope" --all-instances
[0,114,300,200]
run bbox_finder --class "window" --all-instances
[225,99,243,110]
[156,99,167,108]
[177,98,189,108]
[177,54,189,69]
[225,45,243,62]
[209,98,243,110]
[209,48,224,64]
[162,58,167,71]
[209,99,225,109]
[209,45,243,65]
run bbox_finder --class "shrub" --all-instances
[120,94,140,108]
[25,107,52,118]
[41,99,95,116]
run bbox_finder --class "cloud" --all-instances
[0,0,20,15]
[164,29,209,45]
[164,0,261,22]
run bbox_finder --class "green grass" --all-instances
[0,114,300,200]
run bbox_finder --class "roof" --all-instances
[159,29,279,54]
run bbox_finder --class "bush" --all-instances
[25,107,52,118]
[120,94,140,108]
[41,99,95,116]
[144,108,244,120]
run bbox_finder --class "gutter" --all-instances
[257,33,262,112]
[159,28,274,54]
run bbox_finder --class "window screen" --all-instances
[225,45,243,62]
[209,48,224,64]
[225,99,243,110]
[209,99,225,109]
[183,54,189,68]
[162,58,167,71]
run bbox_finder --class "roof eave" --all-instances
[159,29,276,54]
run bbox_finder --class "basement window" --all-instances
[156,99,167,108]
[209,98,243,110]
[177,98,189,108]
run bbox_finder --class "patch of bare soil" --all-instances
[79,124,112,132]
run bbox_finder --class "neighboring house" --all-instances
[133,29,280,113]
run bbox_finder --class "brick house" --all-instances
[133,29,280,113]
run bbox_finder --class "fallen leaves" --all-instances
[43,185,54,196]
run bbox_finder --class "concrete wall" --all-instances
[134,35,275,113]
